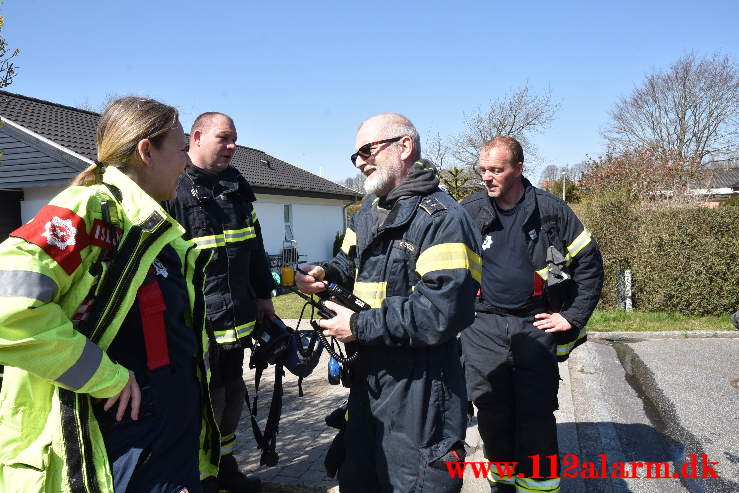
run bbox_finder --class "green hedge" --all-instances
[576,201,739,316]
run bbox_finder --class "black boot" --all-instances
[201,476,220,493]
[490,483,515,493]
[217,454,262,493]
[490,482,516,493]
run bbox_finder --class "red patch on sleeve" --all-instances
[11,205,91,275]
[90,219,122,251]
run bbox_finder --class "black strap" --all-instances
[251,365,263,415]
[242,382,264,451]
[243,363,284,467]
[260,364,283,466]
[475,299,548,317]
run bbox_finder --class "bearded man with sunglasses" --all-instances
[296,113,481,492]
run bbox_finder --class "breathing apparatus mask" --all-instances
[251,315,292,367]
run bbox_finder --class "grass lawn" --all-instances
[272,291,736,333]
[587,310,734,332]
[272,291,318,319]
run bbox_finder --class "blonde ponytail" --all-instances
[71,163,102,186]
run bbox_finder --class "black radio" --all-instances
[290,267,372,387]
[317,281,369,312]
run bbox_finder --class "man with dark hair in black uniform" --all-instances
[167,112,273,493]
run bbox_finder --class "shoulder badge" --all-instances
[11,204,91,275]
[419,196,447,215]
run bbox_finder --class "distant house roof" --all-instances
[0,90,359,200]
[690,164,739,193]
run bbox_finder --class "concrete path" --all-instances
[232,323,739,492]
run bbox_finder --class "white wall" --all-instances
[254,194,348,263]
[20,186,64,223]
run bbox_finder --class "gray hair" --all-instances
[359,113,422,161]
[387,118,421,161]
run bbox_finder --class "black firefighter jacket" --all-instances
[166,165,274,350]
[323,161,481,492]
[460,178,603,360]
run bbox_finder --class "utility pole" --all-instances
[561,169,567,202]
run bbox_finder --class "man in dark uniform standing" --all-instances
[460,136,603,493]
[297,113,481,492]
[167,112,273,493]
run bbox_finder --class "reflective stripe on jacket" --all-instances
[0,167,218,492]
[165,166,274,349]
[460,178,604,360]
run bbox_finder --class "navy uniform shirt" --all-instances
[480,196,535,310]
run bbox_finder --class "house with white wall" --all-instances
[0,91,360,263]
[688,160,739,202]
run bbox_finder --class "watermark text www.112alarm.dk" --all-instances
[445,454,720,480]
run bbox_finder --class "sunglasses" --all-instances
[350,136,404,165]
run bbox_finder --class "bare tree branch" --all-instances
[0,12,19,89]
[539,164,560,185]
[451,84,560,170]
[425,132,450,169]
[604,52,739,163]
[339,172,366,193]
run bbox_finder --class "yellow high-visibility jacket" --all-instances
[0,166,218,493]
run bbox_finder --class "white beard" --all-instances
[364,162,401,196]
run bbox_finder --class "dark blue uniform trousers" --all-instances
[460,312,560,485]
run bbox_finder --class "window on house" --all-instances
[284,204,293,241]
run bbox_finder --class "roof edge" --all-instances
[1,116,94,172]
[252,185,360,202]
[0,90,100,117]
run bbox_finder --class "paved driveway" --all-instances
[235,325,739,492]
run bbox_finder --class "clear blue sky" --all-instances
[4,0,738,183]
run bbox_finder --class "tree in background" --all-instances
[604,52,739,163]
[426,131,481,201]
[542,177,581,203]
[579,146,701,203]
[439,166,480,201]
[574,146,736,316]
[340,172,366,193]
[451,84,559,170]
[426,132,450,169]
[539,164,561,184]
[0,1,16,386]
[0,7,19,88]
[540,163,586,203]
[567,160,589,182]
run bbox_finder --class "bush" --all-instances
[575,146,738,316]
[573,195,638,309]
[577,201,739,316]
[333,230,345,257]
[719,195,739,207]
[632,206,738,315]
